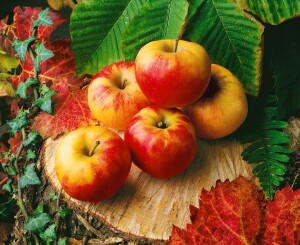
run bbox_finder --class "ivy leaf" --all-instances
[2,179,12,192]
[24,212,51,234]
[32,8,53,29]
[26,149,37,161]
[59,207,72,219]
[33,84,56,114]
[7,110,30,136]
[185,0,264,96]
[40,224,57,244]
[121,0,189,61]
[58,238,67,245]
[7,165,17,176]
[15,77,39,99]
[238,0,300,25]
[49,192,58,201]
[32,87,97,139]
[70,0,148,75]
[33,204,44,216]
[34,42,55,73]
[22,132,41,147]
[12,36,37,62]
[19,163,41,189]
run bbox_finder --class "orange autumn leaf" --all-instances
[168,176,300,245]
[31,87,98,139]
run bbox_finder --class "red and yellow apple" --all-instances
[135,39,211,108]
[124,105,196,178]
[182,64,248,139]
[88,61,151,130]
[55,125,132,202]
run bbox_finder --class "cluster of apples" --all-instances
[55,40,248,202]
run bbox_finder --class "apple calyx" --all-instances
[157,121,168,129]
[88,140,100,157]
[120,79,127,90]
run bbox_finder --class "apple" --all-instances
[124,105,196,178]
[135,39,211,108]
[182,64,248,139]
[55,125,132,202]
[88,61,151,130]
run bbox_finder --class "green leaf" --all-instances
[22,132,41,147]
[121,0,189,61]
[34,42,55,72]
[184,0,264,96]
[2,179,12,192]
[24,212,52,233]
[187,0,202,21]
[70,0,147,75]
[58,238,67,245]
[7,110,30,136]
[237,0,300,25]
[32,8,53,28]
[19,163,41,188]
[49,192,58,201]
[26,149,37,161]
[16,78,39,99]
[59,207,72,219]
[33,204,44,216]
[7,165,17,176]
[33,85,56,114]
[12,36,37,62]
[40,224,57,244]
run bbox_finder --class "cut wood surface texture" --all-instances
[41,131,255,242]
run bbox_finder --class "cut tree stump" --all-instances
[41,132,254,242]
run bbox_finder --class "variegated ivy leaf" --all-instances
[7,109,30,136]
[33,84,56,114]
[34,42,55,72]
[24,212,52,233]
[19,163,41,189]
[12,36,37,62]
[32,8,53,29]
[15,77,39,99]
[22,132,41,147]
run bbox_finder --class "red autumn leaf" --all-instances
[13,6,65,42]
[262,186,300,244]
[168,177,300,245]
[31,87,98,139]
[8,131,22,154]
[0,16,17,55]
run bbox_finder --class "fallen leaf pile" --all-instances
[168,176,300,245]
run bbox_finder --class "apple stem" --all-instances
[89,141,100,157]
[121,79,127,89]
[174,38,179,53]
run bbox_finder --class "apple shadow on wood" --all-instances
[41,132,253,242]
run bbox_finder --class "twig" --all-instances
[76,213,103,238]
[0,176,9,186]
[291,173,299,189]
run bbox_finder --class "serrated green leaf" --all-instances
[19,163,41,188]
[238,0,300,25]
[15,78,39,99]
[184,0,264,96]
[24,212,52,233]
[34,42,55,72]
[121,0,189,61]
[7,110,30,136]
[12,36,37,62]
[32,8,53,29]
[70,0,147,75]
[40,224,57,244]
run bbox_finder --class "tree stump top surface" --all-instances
[41,133,254,242]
